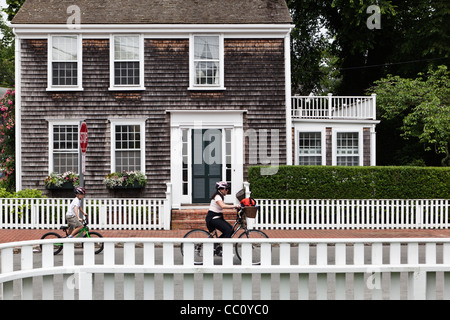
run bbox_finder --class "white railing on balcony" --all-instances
[292,94,376,120]
[1,237,449,300]
[252,199,450,230]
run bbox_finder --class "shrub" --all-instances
[248,166,450,199]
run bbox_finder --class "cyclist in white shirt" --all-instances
[205,181,239,239]
[66,187,87,238]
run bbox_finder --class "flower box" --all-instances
[103,171,147,189]
[46,181,75,190]
[44,172,79,190]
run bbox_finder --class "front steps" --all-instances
[171,207,237,230]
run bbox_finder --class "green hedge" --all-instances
[248,166,450,199]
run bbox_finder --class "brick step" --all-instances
[171,208,237,230]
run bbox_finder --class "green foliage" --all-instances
[0,188,46,198]
[288,0,449,95]
[248,166,450,199]
[3,0,25,22]
[14,189,46,198]
[371,66,450,166]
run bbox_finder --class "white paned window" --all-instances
[336,132,360,166]
[49,123,79,173]
[110,35,145,90]
[182,129,189,196]
[189,35,225,90]
[110,120,146,172]
[48,35,82,90]
[225,128,232,190]
[298,132,322,165]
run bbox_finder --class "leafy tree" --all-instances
[288,0,449,95]
[371,65,450,166]
[0,14,14,87]
[3,0,24,22]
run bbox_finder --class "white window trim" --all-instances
[48,120,80,174]
[47,35,83,91]
[295,127,326,166]
[109,118,146,173]
[109,34,145,91]
[332,128,363,166]
[188,34,226,91]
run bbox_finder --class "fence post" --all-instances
[164,183,172,230]
[327,93,333,118]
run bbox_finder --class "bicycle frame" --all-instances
[61,219,92,238]
[210,209,247,239]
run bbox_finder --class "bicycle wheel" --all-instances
[84,231,104,254]
[181,229,212,265]
[235,230,269,265]
[40,232,63,255]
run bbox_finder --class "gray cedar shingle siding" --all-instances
[12,0,292,25]
[20,38,286,198]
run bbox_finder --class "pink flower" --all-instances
[8,100,12,105]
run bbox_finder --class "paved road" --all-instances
[2,227,450,244]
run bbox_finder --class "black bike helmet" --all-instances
[74,187,86,195]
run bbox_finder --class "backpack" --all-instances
[240,197,256,207]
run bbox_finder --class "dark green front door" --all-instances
[192,129,222,203]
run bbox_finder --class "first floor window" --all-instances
[111,120,146,173]
[115,125,141,172]
[336,132,359,166]
[298,132,322,165]
[52,124,79,173]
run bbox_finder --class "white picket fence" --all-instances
[0,198,169,230]
[254,199,450,230]
[1,198,449,230]
[1,237,449,300]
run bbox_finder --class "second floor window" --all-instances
[111,35,144,89]
[49,35,82,90]
[190,35,224,90]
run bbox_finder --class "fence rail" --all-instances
[0,198,169,230]
[253,199,450,230]
[1,238,449,300]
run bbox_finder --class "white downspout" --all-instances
[284,32,292,165]
[13,30,22,191]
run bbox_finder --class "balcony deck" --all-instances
[292,94,377,121]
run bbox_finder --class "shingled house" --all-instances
[12,0,294,207]
[12,0,378,209]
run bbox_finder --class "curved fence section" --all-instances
[1,238,450,300]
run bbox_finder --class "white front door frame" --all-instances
[168,110,245,208]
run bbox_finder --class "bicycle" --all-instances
[40,217,104,255]
[181,206,268,265]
